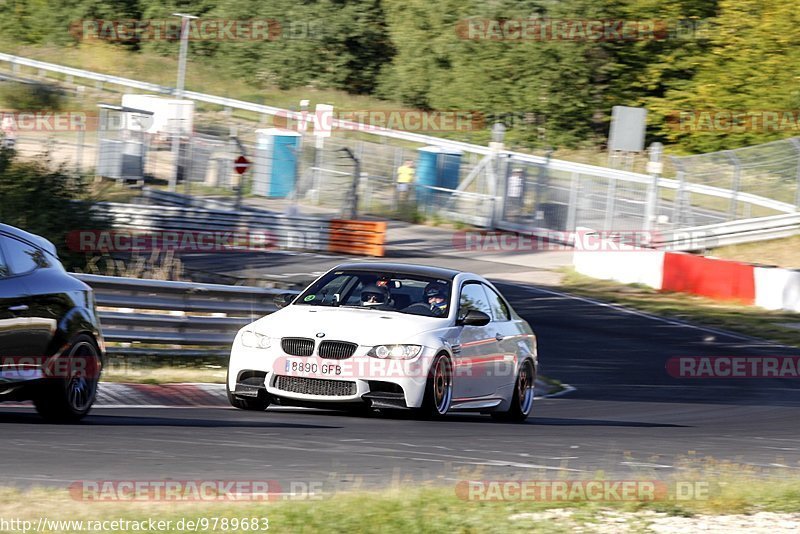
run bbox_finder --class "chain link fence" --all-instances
[5,107,798,238]
[670,137,800,225]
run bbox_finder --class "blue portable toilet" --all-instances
[415,146,462,206]
[253,128,302,198]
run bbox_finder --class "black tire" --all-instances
[416,353,453,419]
[33,334,101,423]
[492,359,535,423]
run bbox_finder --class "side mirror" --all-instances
[274,293,296,309]
[457,309,491,327]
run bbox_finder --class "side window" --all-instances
[483,285,511,321]
[0,240,8,277]
[1,236,48,275]
[458,283,492,320]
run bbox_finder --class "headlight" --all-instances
[367,344,422,360]
[241,329,271,349]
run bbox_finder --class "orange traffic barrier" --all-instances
[328,220,387,257]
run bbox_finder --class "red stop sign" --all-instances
[234,155,251,175]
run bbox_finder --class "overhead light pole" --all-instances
[169,13,197,192]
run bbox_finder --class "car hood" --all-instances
[249,305,448,346]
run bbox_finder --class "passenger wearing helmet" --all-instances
[361,283,391,309]
[424,282,449,317]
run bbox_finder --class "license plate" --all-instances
[284,359,342,376]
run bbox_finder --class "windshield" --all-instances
[294,269,453,317]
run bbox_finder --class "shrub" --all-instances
[0,81,65,111]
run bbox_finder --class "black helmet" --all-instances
[424,282,447,300]
[361,283,389,306]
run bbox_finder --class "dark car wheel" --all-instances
[416,353,453,419]
[492,359,535,423]
[34,334,101,422]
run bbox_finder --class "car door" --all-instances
[0,234,58,359]
[453,282,501,400]
[0,240,32,366]
[482,283,520,395]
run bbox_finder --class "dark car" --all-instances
[0,223,104,421]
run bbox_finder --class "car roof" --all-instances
[0,223,59,258]
[330,262,465,281]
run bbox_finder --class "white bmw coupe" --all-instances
[227,263,538,421]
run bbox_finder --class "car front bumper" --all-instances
[229,346,436,409]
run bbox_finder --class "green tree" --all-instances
[652,0,800,152]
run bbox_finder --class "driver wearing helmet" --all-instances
[424,282,449,317]
[361,283,391,309]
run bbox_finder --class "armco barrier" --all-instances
[755,267,800,312]
[93,201,331,252]
[141,187,262,212]
[74,273,298,357]
[328,220,387,257]
[661,253,756,304]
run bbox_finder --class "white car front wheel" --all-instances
[417,353,453,419]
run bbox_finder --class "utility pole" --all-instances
[169,13,197,192]
[231,135,249,210]
[340,147,360,219]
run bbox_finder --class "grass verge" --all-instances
[2,467,799,533]
[101,365,226,384]
[561,269,800,348]
[710,235,800,270]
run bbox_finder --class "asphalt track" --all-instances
[2,281,799,491]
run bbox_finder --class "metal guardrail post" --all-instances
[644,142,663,232]
[790,138,800,209]
[603,177,618,230]
[724,150,741,221]
[75,127,85,174]
[339,147,360,219]
[566,172,580,231]
[532,150,552,226]
[670,157,688,226]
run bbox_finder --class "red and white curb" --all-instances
[4,383,227,409]
[574,238,800,312]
